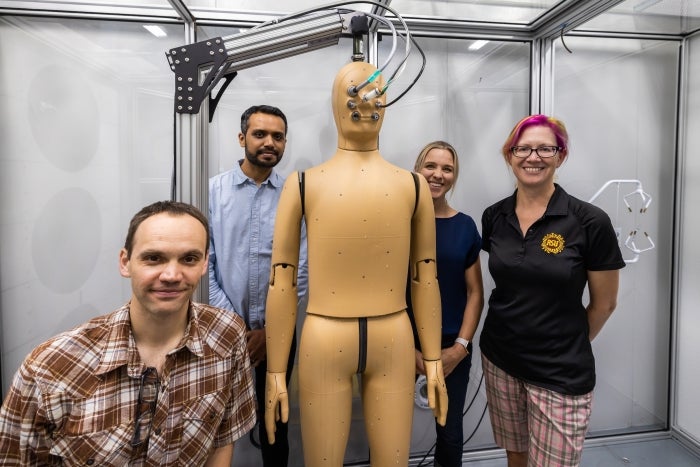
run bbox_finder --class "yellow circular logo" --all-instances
[541,233,565,254]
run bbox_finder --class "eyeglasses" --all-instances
[131,367,160,448]
[510,146,561,159]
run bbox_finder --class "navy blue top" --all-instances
[408,212,481,346]
[480,184,625,395]
[435,213,482,335]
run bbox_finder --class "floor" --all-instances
[232,434,700,466]
[459,437,700,467]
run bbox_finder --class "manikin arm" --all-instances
[411,258,448,426]
[265,175,303,443]
[265,263,298,443]
[410,175,448,426]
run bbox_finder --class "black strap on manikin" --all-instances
[357,317,368,374]
[298,171,305,217]
[411,172,420,217]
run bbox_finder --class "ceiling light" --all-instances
[144,25,167,38]
[469,40,489,51]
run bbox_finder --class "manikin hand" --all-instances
[423,358,448,426]
[265,372,289,444]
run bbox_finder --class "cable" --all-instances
[463,372,484,417]
[249,419,262,449]
[381,33,426,108]
[415,440,436,467]
[463,400,488,446]
[246,1,416,101]
[351,7,411,95]
[415,371,486,467]
[356,10,397,100]
[560,25,573,53]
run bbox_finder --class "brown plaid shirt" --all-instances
[0,302,256,466]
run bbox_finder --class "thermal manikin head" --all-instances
[331,61,387,151]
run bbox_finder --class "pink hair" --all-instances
[501,114,569,159]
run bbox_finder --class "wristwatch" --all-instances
[455,337,471,354]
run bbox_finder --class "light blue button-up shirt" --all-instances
[208,160,308,330]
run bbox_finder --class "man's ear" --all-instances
[200,253,209,277]
[119,248,131,278]
[238,132,246,148]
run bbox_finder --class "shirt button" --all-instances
[86,459,95,465]
[155,427,162,436]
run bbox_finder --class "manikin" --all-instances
[264,60,448,466]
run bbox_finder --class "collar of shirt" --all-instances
[93,302,217,378]
[232,159,284,188]
[501,183,569,218]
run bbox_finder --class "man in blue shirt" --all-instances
[208,105,308,467]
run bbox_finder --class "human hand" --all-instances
[440,344,467,378]
[265,372,289,444]
[415,349,426,375]
[246,328,266,367]
[423,359,448,426]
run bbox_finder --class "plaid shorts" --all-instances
[482,354,593,466]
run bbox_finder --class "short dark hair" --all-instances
[123,201,209,258]
[240,105,288,135]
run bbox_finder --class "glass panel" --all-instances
[676,34,700,444]
[552,36,677,435]
[203,33,352,178]
[201,31,352,465]
[391,0,562,23]
[200,24,530,462]
[2,0,173,6]
[184,0,327,13]
[579,0,700,35]
[379,36,531,456]
[185,0,560,24]
[0,16,181,391]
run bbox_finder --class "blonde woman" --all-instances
[412,141,484,467]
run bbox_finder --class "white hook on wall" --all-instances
[588,179,655,264]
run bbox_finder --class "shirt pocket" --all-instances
[49,422,134,466]
[176,392,228,465]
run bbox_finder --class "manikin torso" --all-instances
[303,149,417,317]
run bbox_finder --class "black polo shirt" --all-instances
[480,184,625,395]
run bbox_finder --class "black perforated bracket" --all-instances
[166,38,229,114]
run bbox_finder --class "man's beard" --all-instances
[244,146,281,168]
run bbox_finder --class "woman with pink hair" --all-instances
[480,115,625,467]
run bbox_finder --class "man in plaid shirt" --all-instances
[0,201,256,466]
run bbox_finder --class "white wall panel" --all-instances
[676,33,700,444]
[552,36,678,434]
[379,36,531,455]
[0,17,179,391]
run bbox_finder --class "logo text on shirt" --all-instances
[541,233,565,254]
